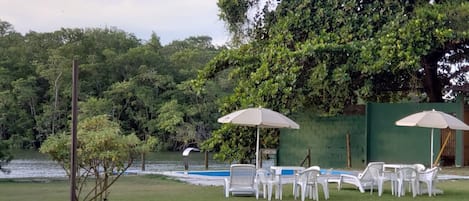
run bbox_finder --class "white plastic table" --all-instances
[383,164,417,196]
[269,166,305,200]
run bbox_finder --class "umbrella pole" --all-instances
[256,126,260,169]
[431,128,434,167]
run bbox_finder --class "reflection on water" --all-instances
[0,151,231,179]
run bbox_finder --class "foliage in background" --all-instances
[0,19,223,151]
[199,0,469,163]
[40,115,157,201]
[1,1,468,167]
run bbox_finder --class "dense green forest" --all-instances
[1,0,469,166]
[0,19,227,152]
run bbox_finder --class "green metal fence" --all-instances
[278,110,366,168]
[366,103,464,167]
[278,102,466,168]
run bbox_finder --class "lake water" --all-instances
[0,150,231,179]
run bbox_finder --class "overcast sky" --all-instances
[0,0,229,45]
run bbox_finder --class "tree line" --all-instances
[0,0,468,168]
[0,20,226,153]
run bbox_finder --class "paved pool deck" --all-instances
[139,171,469,186]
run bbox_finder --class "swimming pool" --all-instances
[182,169,352,177]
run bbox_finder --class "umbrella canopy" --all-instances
[218,107,299,169]
[218,107,300,129]
[395,109,469,166]
[395,109,469,130]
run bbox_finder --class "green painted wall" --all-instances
[278,111,366,168]
[367,103,464,167]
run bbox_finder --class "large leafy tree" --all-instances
[362,1,469,102]
[198,0,469,162]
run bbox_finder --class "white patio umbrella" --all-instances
[218,107,300,169]
[395,109,469,166]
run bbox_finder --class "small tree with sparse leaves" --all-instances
[40,115,157,201]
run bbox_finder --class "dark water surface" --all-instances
[0,150,230,179]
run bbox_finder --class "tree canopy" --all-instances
[0,20,224,152]
[0,1,468,166]
[198,0,469,163]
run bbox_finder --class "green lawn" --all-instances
[0,174,468,201]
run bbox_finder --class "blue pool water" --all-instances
[184,169,351,177]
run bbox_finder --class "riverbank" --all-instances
[1,150,231,179]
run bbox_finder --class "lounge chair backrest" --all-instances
[358,162,384,181]
[230,164,256,188]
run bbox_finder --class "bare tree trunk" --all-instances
[103,166,108,201]
[141,133,146,171]
[52,72,62,135]
[421,52,444,102]
[29,98,36,116]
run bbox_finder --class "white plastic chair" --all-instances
[396,167,419,197]
[377,169,395,196]
[338,162,384,194]
[256,169,280,200]
[317,174,330,200]
[294,167,320,201]
[224,164,258,198]
[294,166,330,200]
[418,167,439,197]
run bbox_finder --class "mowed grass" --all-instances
[0,172,468,201]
